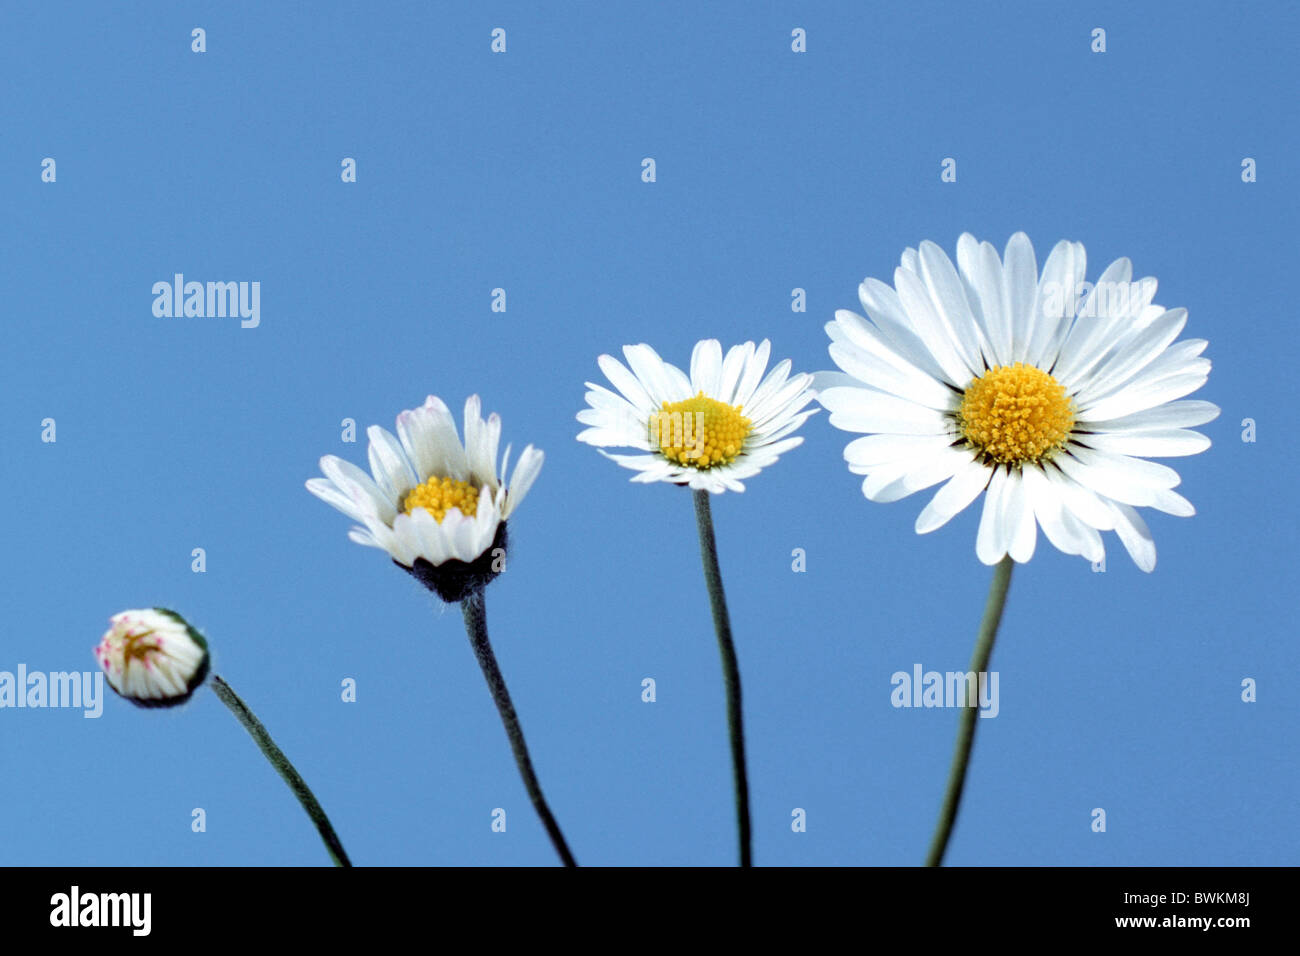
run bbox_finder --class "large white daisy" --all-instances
[307,394,543,571]
[577,339,817,493]
[816,233,1219,572]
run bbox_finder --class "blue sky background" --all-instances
[2,1,1295,866]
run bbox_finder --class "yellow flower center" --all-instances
[122,628,160,665]
[957,363,1074,465]
[649,392,752,469]
[403,476,480,522]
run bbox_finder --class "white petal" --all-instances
[748,372,815,428]
[1051,257,1136,382]
[1069,308,1188,406]
[623,344,679,406]
[503,445,544,517]
[895,264,978,387]
[857,282,951,383]
[1001,232,1038,363]
[827,311,958,409]
[406,508,450,566]
[810,371,860,392]
[733,339,771,408]
[306,477,370,524]
[577,425,650,449]
[844,433,956,468]
[1002,469,1037,563]
[367,426,417,504]
[750,408,816,445]
[747,435,802,459]
[598,353,656,411]
[918,240,987,375]
[1148,487,1195,517]
[452,512,485,562]
[408,397,469,481]
[1024,239,1083,370]
[346,526,380,549]
[744,358,793,417]
[1053,446,1179,508]
[717,341,753,405]
[1109,501,1156,572]
[1079,428,1211,458]
[1041,462,1116,531]
[1022,465,1097,560]
[463,396,500,489]
[866,446,969,503]
[1081,399,1220,431]
[915,455,992,534]
[396,404,437,479]
[818,386,953,435]
[958,237,1009,367]
[319,455,396,523]
[975,467,1010,564]
[600,450,667,470]
[1077,369,1211,425]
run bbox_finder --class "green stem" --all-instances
[692,488,752,867]
[925,555,1014,867]
[461,591,578,867]
[209,674,352,867]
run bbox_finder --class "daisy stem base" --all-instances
[460,590,578,867]
[210,674,352,867]
[925,555,1014,867]
[693,488,753,868]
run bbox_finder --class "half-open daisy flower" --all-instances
[307,395,543,599]
[816,233,1218,572]
[310,395,575,865]
[577,339,817,493]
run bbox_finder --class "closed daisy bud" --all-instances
[95,609,210,708]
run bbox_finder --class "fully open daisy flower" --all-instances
[577,339,817,493]
[307,395,543,598]
[816,233,1218,571]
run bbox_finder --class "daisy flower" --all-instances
[577,339,817,494]
[816,233,1218,572]
[576,338,816,866]
[95,607,351,865]
[307,393,575,865]
[95,608,209,708]
[306,394,543,601]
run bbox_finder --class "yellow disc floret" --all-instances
[957,363,1074,465]
[122,628,160,665]
[403,476,480,523]
[649,392,753,469]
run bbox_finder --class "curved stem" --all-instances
[210,674,352,867]
[461,591,578,867]
[925,556,1014,867]
[693,488,752,867]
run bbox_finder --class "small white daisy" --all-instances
[577,339,817,493]
[95,608,210,707]
[307,395,543,595]
[816,233,1219,572]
